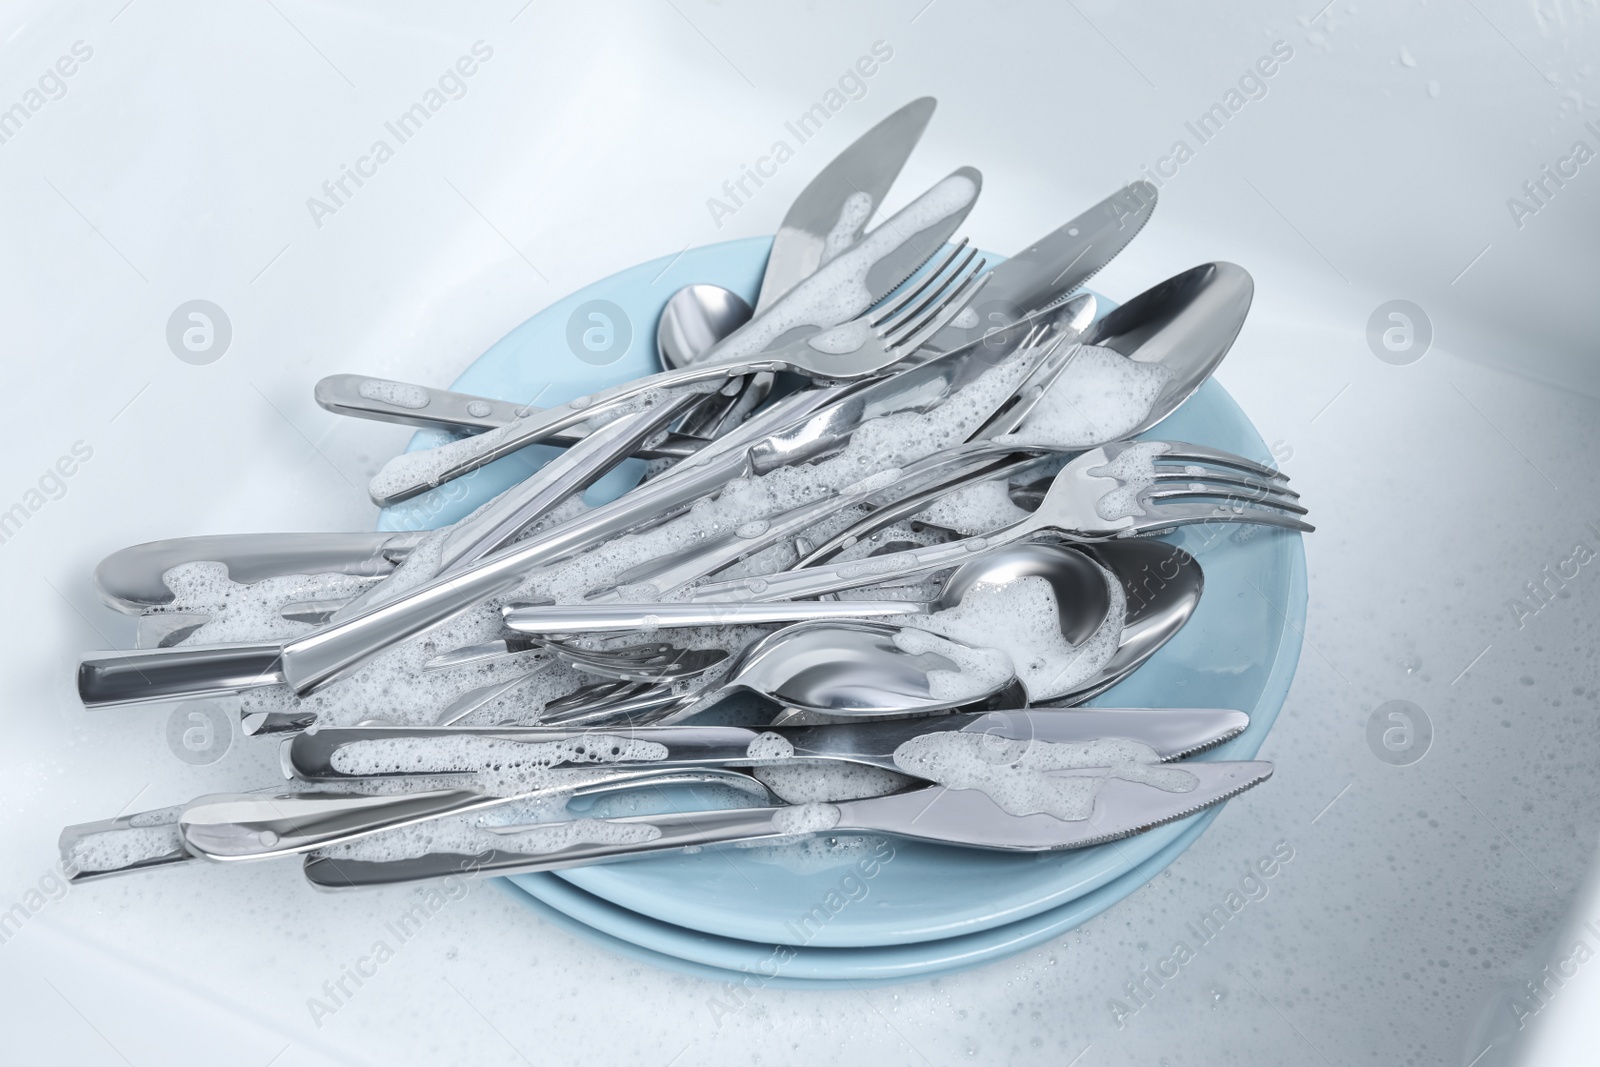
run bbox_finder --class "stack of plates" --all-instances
[378,240,1307,988]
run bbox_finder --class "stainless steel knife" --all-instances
[681,95,939,438]
[754,96,937,311]
[296,760,1273,887]
[921,179,1159,355]
[316,99,938,443]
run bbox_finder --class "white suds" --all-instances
[771,802,842,835]
[1088,442,1172,522]
[321,810,662,863]
[909,569,1125,701]
[358,379,431,409]
[745,732,795,761]
[330,735,670,795]
[889,627,1015,702]
[754,763,915,804]
[819,191,874,264]
[67,806,184,874]
[1003,345,1172,447]
[917,478,1031,535]
[160,562,379,644]
[891,735,1195,820]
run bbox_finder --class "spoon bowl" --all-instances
[1080,261,1253,438]
[937,540,1111,646]
[722,618,1013,718]
[773,538,1202,724]
[655,284,754,370]
[1036,537,1204,706]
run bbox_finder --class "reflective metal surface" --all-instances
[300,762,1274,887]
[654,284,754,370]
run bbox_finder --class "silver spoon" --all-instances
[1045,538,1204,706]
[656,283,757,438]
[538,542,1111,727]
[543,618,1016,727]
[656,284,753,369]
[1089,260,1253,440]
[771,539,1202,724]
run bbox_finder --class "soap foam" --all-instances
[891,734,1195,821]
[67,806,184,874]
[918,478,1031,536]
[1087,441,1172,522]
[819,191,874,264]
[908,569,1125,702]
[1003,345,1172,447]
[890,627,1015,703]
[745,732,795,761]
[321,809,662,864]
[330,734,670,795]
[771,801,842,835]
[358,379,430,409]
[754,762,915,804]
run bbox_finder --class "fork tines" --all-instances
[870,239,989,354]
[1150,442,1290,483]
[1137,442,1311,530]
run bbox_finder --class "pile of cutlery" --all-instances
[62,99,1311,893]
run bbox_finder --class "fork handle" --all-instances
[688,519,1043,604]
[366,359,785,504]
[316,374,705,459]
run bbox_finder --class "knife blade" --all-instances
[682,96,939,438]
[363,167,983,506]
[296,760,1273,886]
[755,96,937,312]
[921,180,1158,355]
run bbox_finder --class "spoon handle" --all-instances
[504,600,926,634]
[689,518,1044,604]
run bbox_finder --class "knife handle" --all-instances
[78,643,286,708]
[301,804,798,887]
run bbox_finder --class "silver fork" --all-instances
[684,440,1309,604]
[577,308,1094,603]
[367,242,991,505]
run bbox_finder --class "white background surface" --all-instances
[1,1,1599,1064]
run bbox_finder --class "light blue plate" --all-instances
[380,238,1306,976]
[497,801,1223,987]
